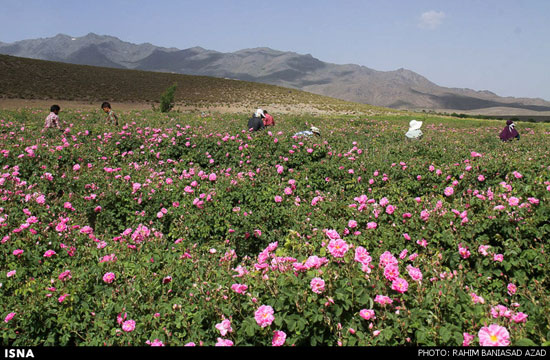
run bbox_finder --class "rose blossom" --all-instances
[215,319,233,336]
[511,312,528,323]
[4,312,15,323]
[327,239,349,258]
[478,324,510,346]
[272,330,287,346]
[374,295,393,305]
[383,263,400,281]
[103,272,115,284]
[354,246,372,265]
[359,309,376,321]
[406,265,423,282]
[216,338,233,346]
[231,283,248,294]
[122,319,136,332]
[463,332,475,346]
[325,229,341,240]
[310,277,325,294]
[391,277,409,293]
[255,305,275,328]
[147,339,165,346]
[379,251,398,268]
[478,245,490,256]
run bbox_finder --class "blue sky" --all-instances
[2,0,549,100]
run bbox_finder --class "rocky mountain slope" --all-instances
[2,33,549,113]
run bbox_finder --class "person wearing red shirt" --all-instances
[263,110,275,126]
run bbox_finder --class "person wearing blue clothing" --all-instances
[293,126,321,138]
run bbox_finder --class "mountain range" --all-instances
[2,33,550,113]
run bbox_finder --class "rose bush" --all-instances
[0,109,549,346]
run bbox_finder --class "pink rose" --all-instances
[406,265,423,282]
[43,250,57,257]
[255,305,275,328]
[13,249,24,257]
[147,339,165,347]
[4,312,15,323]
[272,330,287,346]
[327,239,349,258]
[215,338,233,346]
[310,277,325,294]
[511,312,528,323]
[122,319,136,332]
[215,319,233,336]
[103,272,115,284]
[384,263,400,281]
[478,324,510,346]
[354,246,372,265]
[391,277,409,293]
[374,295,393,305]
[359,309,376,321]
[463,332,475,346]
[231,283,248,294]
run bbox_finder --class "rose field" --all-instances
[1,108,549,347]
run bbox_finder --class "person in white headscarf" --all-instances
[248,108,266,131]
[405,120,423,140]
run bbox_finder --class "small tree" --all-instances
[160,84,177,113]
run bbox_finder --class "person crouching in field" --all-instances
[293,126,321,138]
[405,120,423,140]
[263,110,275,127]
[499,119,520,141]
[248,108,266,132]
[44,104,61,131]
[101,102,119,126]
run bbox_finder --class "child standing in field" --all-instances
[101,102,119,126]
[44,104,61,130]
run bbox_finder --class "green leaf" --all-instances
[515,338,537,346]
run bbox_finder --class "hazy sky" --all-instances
[2,0,549,100]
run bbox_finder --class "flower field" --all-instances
[1,108,549,346]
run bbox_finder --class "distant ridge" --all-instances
[2,33,550,113]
